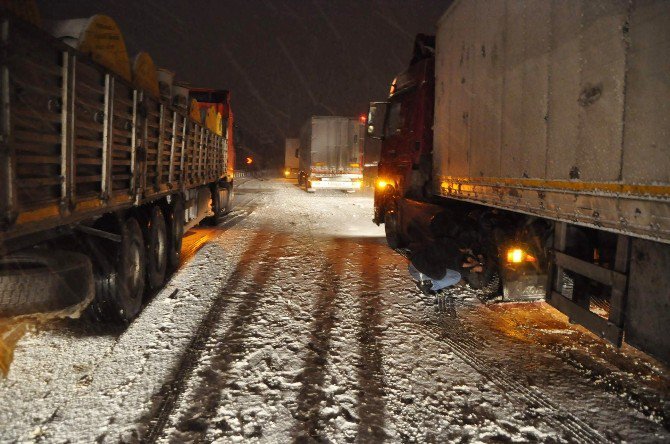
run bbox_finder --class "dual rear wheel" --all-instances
[88,196,184,323]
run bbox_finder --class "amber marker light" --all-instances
[507,248,525,264]
[245,157,253,165]
[284,169,290,177]
[376,179,388,189]
[506,247,537,264]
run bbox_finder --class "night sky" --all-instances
[36,0,448,167]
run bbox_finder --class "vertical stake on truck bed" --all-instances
[60,51,76,214]
[101,74,114,201]
[168,110,177,186]
[156,103,166,191]
[179,116,186,192]
[546,221,630,346]
[0,19,16,228]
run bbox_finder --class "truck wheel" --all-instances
[219,186,230,215]
[208,183,227,225]
[88,217,146,323]
[0,250,93,317]
[224,183,234,213]
[166,195,185,271]
[384,212,405,249]
[146,206,168,291]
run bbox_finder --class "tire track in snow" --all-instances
[355,238,388,441]
[430,293,609,444]
[290,240,345,441]
[142,228,275,442]
[165,231,291,442]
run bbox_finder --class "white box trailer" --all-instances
[298,116,364,192]
[433,0,670,362]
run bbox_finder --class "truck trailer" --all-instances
[368,0,670,364]
[0,10,235,323]
[298,116,364,192]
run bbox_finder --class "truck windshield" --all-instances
[384,102,402,138]
[384,93,414,138]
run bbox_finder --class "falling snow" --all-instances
[0,179,667,443]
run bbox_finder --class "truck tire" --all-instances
[88,217,146,323]
[146,206,168,291]
[384,211,405,249]
[224,183,234,213]
[219,186,230,215]
[0,250,93,318]
[166,195,185,271]
[208,183,228,225]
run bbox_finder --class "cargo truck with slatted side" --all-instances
[368,0,670,364]
[0,10,235,323]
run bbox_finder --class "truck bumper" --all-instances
[308,179,362,191]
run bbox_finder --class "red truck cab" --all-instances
[189,88,236,181]
[369,35,435,229]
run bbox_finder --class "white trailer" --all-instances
[433,0,670,362]
[298,116,364,192]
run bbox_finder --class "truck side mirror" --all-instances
[367,101,389,140]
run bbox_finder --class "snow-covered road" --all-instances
[0,178,668,443]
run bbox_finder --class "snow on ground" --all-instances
[0,178,668,443]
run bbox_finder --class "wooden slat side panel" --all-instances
[144,98,161,190]
[111,82,133,195]
[161,109,173,186]
[9,30,63,211]
[73,60,105,200]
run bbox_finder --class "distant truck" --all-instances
[298,116,364,192]
[0,10,235,323]
[283,138,299,179]
[368,1,670,364]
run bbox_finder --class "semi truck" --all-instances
[0,9,235,323]
[298,116,364,192]
[367,0,670,364]
[284,138,299,179]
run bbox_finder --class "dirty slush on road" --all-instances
[0,179,668,443]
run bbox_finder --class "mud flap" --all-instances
[500,267,547,301]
